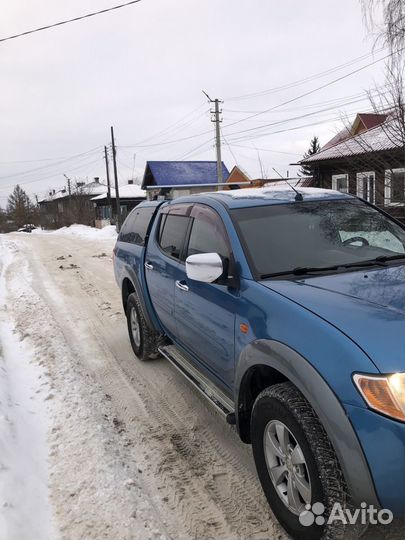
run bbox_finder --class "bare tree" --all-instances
[360,0,405,67]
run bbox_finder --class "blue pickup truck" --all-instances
[113,187,405,540]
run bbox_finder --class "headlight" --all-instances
[353,373,405,422]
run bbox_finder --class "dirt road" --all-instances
[1,232,286,540]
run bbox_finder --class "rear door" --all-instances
[144,203,192,338]
[174,204,237,390]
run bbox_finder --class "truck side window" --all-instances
[159,214,190,260]
[187,206,231,260]
[119,207,155,245]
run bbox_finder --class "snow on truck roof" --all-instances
[196,187,352,208]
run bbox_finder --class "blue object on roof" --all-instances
[141,161,229,189]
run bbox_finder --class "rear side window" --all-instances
[158,214,190,260]
[119,206,155,245]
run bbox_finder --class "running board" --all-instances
[158,344,235,418]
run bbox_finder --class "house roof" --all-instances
[39,180,108,203]
[353,113,387,132]
[300,118,403,164]
[91,184,146,201]
[141,161,230,189]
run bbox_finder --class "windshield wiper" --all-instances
[374,254,405,263]
[341,254,405,269]
[260,255,405,279]
[261,265,342,279]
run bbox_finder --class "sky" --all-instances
[0,0,386,207]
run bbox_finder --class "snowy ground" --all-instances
[0,226,402,540]
[0,227,287,540]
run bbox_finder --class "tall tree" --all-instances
[299,136,320,177]
[7,184,35,226]
[360,0,404,68]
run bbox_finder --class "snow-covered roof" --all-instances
[300,118,403,164]
[264,177,313,189]
[39,180,108,203]
[91,184,146,201]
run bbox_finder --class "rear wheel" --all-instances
[251,382,360,540]
[126,292,159,360]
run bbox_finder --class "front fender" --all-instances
[235,339,380,509]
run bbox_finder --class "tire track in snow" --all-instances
[18,233,286,540]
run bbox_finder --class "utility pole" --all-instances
[110,126,121,231]
[104,145,112,223]
[202,91,223,188]
[64,173,72,199]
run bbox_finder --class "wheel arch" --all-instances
[120,267,161,333]
[235,339,380,509]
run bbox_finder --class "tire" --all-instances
[126,292,159,361]
[251,382,360,540]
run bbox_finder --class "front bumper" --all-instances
[346,403,405,516]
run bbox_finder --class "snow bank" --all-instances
[0,241,54,540]
[32,223,118,240]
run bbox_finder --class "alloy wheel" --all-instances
[263,419,311,515]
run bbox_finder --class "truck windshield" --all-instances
[231,199,405,279]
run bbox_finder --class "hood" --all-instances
[261,264,405,373]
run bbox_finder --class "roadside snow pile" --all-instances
[0,241,54,540]
[33,224,118,240]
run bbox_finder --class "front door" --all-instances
[174,204,237,391]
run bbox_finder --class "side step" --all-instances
[159,344,235,419]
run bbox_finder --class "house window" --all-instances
[385,168,405,206]
[356,171,375,204]
[331,174,349,193]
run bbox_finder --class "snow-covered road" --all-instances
[0,229,402,540]
[0,230,286,540]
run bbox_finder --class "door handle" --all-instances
[175,280,189,292]
[145,262,154,270]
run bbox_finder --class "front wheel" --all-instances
[251,382,360,540]
[126,292,159,360]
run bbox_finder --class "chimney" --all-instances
[128,179,134,184]
[49,191,52,197]
[52,189,56,195]
[94,177,100,183]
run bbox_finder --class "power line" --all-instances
[226,47,386,102]
[175,137,214,161]
[230,144,302,156]
[221,48,403,132]
[223,87,386,115]
[0,146,103,181]
[0,0,142,44]
[127,104,208,147]
[222,96,379,141]
[0,155,104,191]
[226,109,375,145]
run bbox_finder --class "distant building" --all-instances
[224,166,251,188]
[91,182,146,228]
[141,161,230,199]
[38,178,108,229]
[298,113,405,223]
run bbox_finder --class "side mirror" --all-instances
[185,253,224,283]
